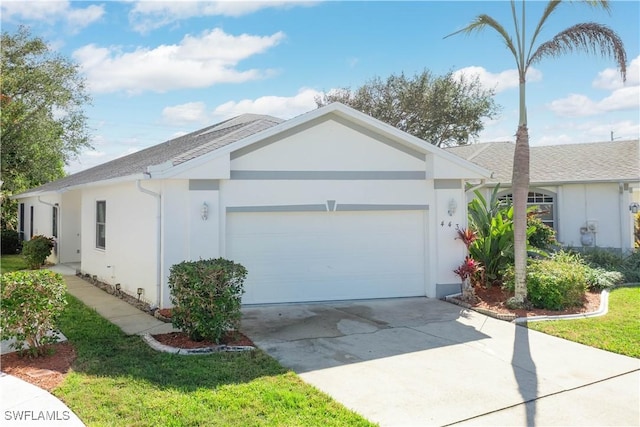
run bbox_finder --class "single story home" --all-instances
[13,103,490,308]
[447,140,640,253]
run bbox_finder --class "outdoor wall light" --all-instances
[448,198,457,216]
[201,202,209,221]
[137,287,144,300]
[630,202,640,214]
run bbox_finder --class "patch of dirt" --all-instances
[459,285,601,318]
[0,342,76,392]
[152,331,254,348]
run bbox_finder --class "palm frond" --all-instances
[526,0,563,62]
[445,14,520,68]
[527,22,627,80]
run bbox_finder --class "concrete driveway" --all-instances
[241,297,640,426]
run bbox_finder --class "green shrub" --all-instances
[1,270,67,356]
[22,235,54,269]
[581,247,640,283]
[467,186,514,286]
[581,248,625,271]
[584,267,624,290]
[1,229,22,254]
[168,258,247,342]
[527,215,556,251]
[505,251,587,310]
[620,250,640,283]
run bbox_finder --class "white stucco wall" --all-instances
[17,195,61,263]
[472,182,636,251]
[231,118,426,172]
[59,191,81,263]
[559,183,631,250]
[80,182,159,306]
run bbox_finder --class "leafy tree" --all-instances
[1,26,92,229]
[447,0,627,307]
[315,69,499,147]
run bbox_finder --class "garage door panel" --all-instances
[227,211,426,304]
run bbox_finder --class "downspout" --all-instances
[136,178,162,309]
[38,197,59,261]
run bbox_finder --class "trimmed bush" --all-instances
[22,235,54,269]
[505,251,587,310]
[1,270,67,356]
[1,229,22,254]
[168,258,247,342]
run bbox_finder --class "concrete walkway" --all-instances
[242,297,640,426]
[63,274,176,336]
[1,267,176,426]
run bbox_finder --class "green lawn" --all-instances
[527,286,640,358]
[0,254,28,274]
[55,295,374,427]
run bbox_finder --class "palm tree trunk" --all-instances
[511,123,530,305]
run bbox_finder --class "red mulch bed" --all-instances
[462,284,601,318]
[151,331,254,349]
[0,342,76,392]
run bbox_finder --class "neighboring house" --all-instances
[13,103,490,308]
[447,140,640,253]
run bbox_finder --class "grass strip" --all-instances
[55,295,375,426]
[527,286,640,358]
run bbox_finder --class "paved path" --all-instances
[64,275,176,335]
[242,297,640,426]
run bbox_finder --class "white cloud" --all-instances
[592,55,640,90]
[0,0,104,32]
[212,88,321,119]
[453,66,542,93]
[553,56,640,118]
[548,86,640,117]
[129,0,317,33]
[73,28,285,94]
[162,102,208,125]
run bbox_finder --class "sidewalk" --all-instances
[2,268,176,426]
[63,274,177,336]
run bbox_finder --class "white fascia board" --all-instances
[484,178,640,187]
[10,189,54,200]
[13,173,148,199]
[146,102,492,180]
[331,106,492,179]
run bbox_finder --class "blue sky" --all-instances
[2,0,638,174]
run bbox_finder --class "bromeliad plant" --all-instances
[453,256,483,302]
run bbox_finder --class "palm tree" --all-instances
[447,0,627,306]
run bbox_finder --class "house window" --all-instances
[19,203,25,241]
[499,190,555,229]
[96,201,106,249]
[52,206,58,238]
[30,206,34,238]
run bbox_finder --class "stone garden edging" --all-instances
[142,334,255,355]
[444,288,613,324]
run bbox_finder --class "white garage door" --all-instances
[226,210,426,304]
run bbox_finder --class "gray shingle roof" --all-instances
[447,140,640,185]
[17,114,283,195]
